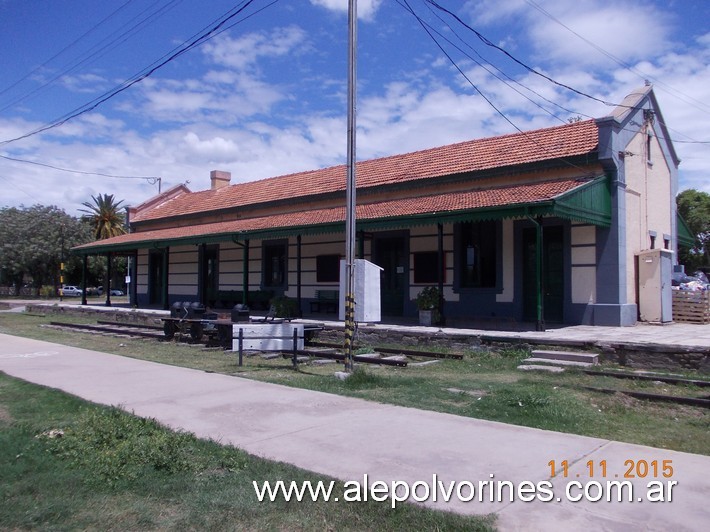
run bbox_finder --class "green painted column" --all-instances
[535,217,545,332]
[81,255,88,306]
[242,239,249,305]
[162,248,169,310]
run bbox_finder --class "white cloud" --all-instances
[309,0,383,20]
[202,26,309,70]
[527,3,671,67]
[465,0,672,67]
[125,26,310,125]
[2,0,709,217]
[59,73,109,94]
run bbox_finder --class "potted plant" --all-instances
[416,286,441,326]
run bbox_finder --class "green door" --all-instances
[200,246,219,306]
[373,235,407,317]
[148,250,165,307]
[523,226,564,323]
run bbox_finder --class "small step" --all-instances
[523,357,594,368]
[531,349,599,365]
[517,364,566,373]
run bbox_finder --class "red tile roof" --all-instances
[76,177,592,251]
[132,120,599,223]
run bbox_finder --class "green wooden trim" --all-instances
[552,175,611,227]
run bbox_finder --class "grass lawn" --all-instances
[0,373,494,531]
[0,311,708,457]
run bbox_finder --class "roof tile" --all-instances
[77,177,591,250]
[132,120,598,223]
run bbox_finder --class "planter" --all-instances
[419,309,435,326]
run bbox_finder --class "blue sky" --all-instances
[1,0,708,214]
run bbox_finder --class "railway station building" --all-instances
[74,86,691,327]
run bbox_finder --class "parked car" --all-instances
[61,285,83,297]
[96,287,125,296]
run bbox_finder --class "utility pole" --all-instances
[59,224,65,302]
[343,0,358,372]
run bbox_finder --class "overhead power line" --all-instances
[399,0,643,178]
[0,0,134,100]
[412,0,710,147]
[0,154,161,181]
[523,0,710,117]
[417,0,587,124]
[0,0,188,115]
[421,0,634,109]
[0,0,277,146]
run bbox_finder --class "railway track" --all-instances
[41,321,710,407]
[48,321,165,340]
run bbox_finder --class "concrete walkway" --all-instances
[0,334,707,531]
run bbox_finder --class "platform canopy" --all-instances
[73,175,611,255]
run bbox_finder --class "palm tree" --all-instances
[80,193,126,240]
[80,194,127,303]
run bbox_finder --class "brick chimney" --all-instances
[210,170,231,190]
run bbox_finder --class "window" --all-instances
[413,251,444,284]
[262,240,287,288]
[457,220,497,288]
[316,254,340,283]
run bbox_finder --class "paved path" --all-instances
[0,334,707,531]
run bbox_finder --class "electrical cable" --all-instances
[0,0,186,114]
[0,173,40,201]
[421,0,634,109]
[417,0,586,124]
[524,0,710,116]
[0,154,160,180]
[399,0,606,177]
[414,0,710,147]
[0,0,275,146]
[0,0,134,98]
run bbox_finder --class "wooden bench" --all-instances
[310,289,339,313]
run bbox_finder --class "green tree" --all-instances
[80,193,126,240]
[80,194,128,297]
[676,189,710,271]
[0,205,92,290]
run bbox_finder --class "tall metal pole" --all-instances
[343,0,358,372]
[59,225,65,302]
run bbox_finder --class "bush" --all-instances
[40,286,55,299]
[415,286,441,310]
[271,295,298,318]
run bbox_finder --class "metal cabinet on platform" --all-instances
[637,248,673,323]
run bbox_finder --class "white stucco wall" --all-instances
[624,129,673,303]
[168,246,198,296]
[408,224,457,303]
[496,219,514,303]
[136,249,148,297]
[570,224,596,304]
